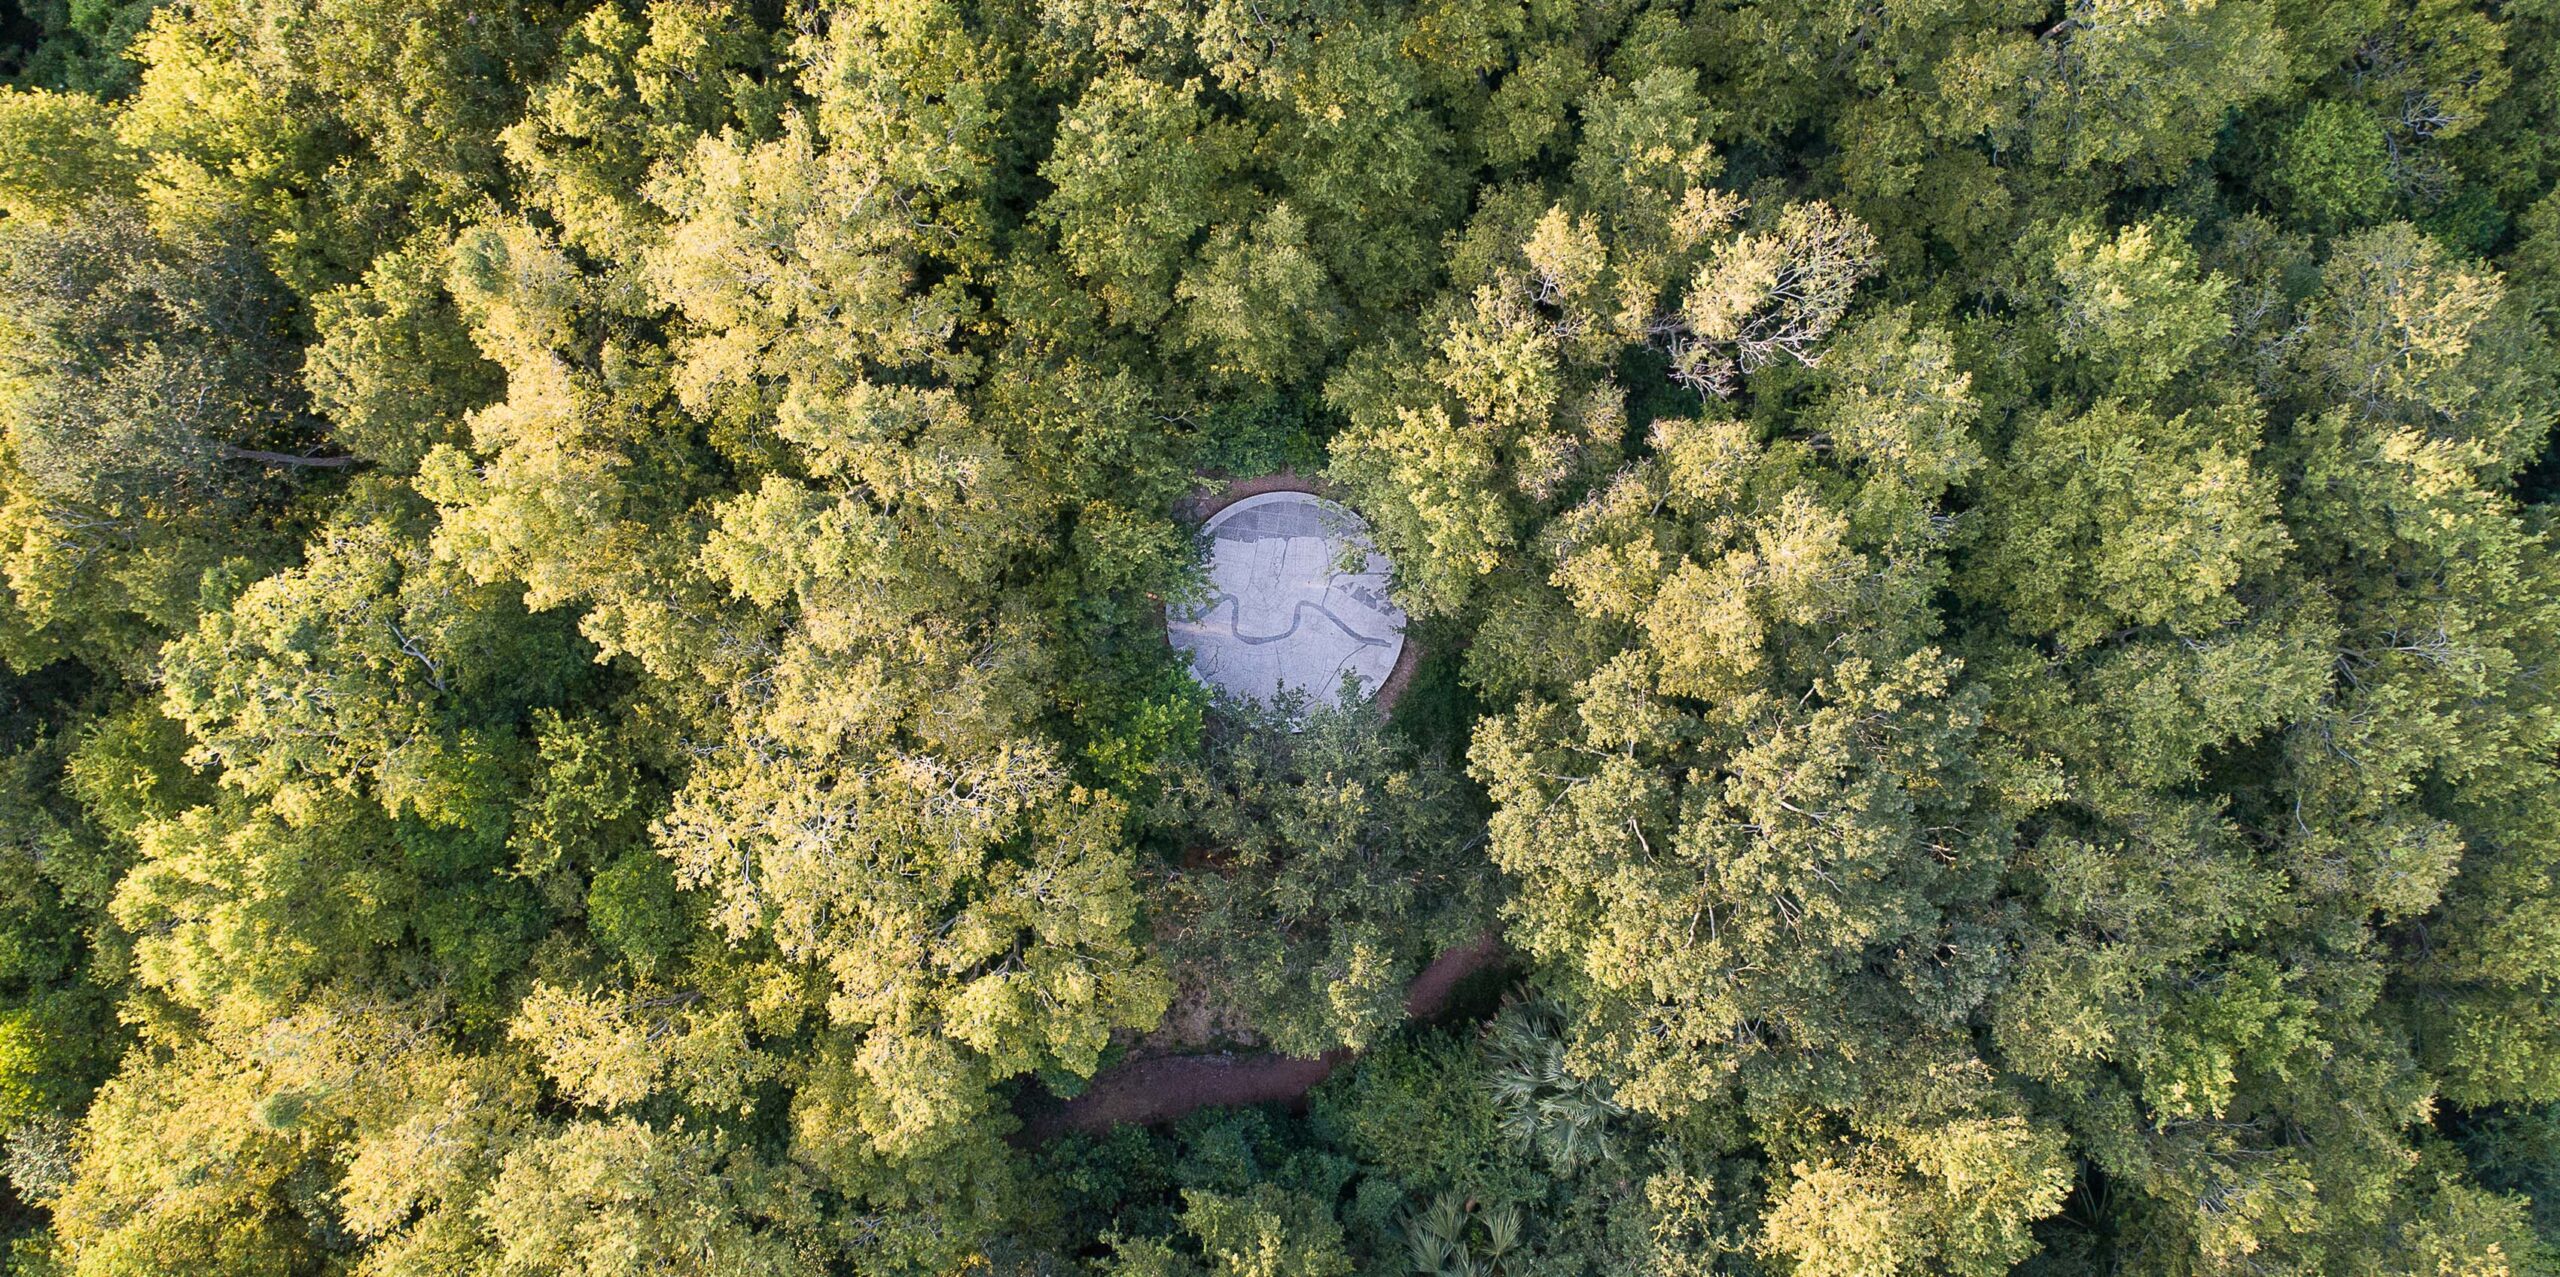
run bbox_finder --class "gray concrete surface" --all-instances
[1168,492,1407,706]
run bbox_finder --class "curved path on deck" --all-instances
[1020,930,1506,1141]
[1177,470,1426,714]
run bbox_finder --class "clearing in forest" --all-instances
[1169,491,1407,707]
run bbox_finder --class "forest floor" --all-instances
[1017,930,1507,1140]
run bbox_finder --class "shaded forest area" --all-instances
[3,0,2560,1273]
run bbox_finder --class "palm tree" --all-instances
[1402,1193,1526,1276]
[1481,999,1625,1174]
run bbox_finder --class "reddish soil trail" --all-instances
[1371,634,1426,718]
[1021,1050,1356,1141]
[1020,930,1506,1142]
[1402,930,1504,1020]
[1177,468,1338,521]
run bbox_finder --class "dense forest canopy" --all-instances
[2,0,2559,1272]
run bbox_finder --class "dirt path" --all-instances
[1019,1050,1356,1140]
[1401,930,1504,1021]
[1177,468,1337,521]
[1020,931,1506,1141]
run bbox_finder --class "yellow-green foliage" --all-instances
[0,0,2556,1272]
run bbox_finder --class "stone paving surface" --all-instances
[1168,492,1407,706]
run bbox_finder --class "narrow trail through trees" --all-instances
[1020,931,1505,1141]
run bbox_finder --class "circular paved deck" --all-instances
[1168,492,1407,706]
